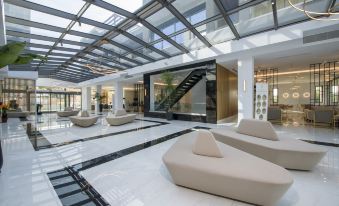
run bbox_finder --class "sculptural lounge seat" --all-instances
[163,130,293,206]
[211,119,327,171]
[57,107,79,117]
[106,109,136,126]
[69,111,98,127]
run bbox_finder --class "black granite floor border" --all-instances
[47,126,202,206]
[300,139,339,147]
[26,119,169,151]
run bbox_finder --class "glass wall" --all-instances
[0,78,36,112]
[35,91,81,112]
[149,68,206,115]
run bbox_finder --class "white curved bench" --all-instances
[106,114,136,126]
[163,131,293,206]
[211,119,327,171]
[69,116,99,127]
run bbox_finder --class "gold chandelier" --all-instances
[85,64,118,75]
[288,0,339,21]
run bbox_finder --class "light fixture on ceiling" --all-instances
[85,64,118,75]
[288,0,339,21]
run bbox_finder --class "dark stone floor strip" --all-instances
[300,139,339,147]
[26,119,169,151]
[48,126,201,206]
[48,167,109,206]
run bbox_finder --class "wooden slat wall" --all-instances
[217,64,238,121]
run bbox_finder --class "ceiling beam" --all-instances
[213,0,240,39]
[157,0,212,47]
[86,0,189,53]
[272,0,278,30]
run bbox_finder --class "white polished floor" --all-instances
[0,113,338,206]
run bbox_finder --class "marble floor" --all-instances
[0,113,339,206]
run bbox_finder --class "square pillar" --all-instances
[81,87,91,112]
[95,85,102,114]
[114,81,123,110]
[238,56,254,122]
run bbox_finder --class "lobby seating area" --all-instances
[211,119,327,170]
[163,130,293,206]
[106,109,136,126]
[56,107,79,117]
[69,111,99,127]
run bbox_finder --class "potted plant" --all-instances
[160,71,175,120]
[0,103,9,123]
[0,42,47,69]
[94,92,106,113]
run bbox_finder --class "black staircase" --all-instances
[156,69,206,111]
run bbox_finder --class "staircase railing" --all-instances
[155,69,206,111]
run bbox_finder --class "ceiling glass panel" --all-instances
[101,43,126,54]
[112,34,142,50]
[276,0,331,26]
[53,50,78,55]
[71,23,108,36]
[146,7,187,37]
[103,0,146,13]
[196,18,234,45]
[58,43,84,50]
[221,0,253,12]
[63,34,95,44]
[26,0,85,14]
[4,3,71,27]
[27,47,49,52]
[230,0,274,36]
[127,24,159,43]
[83,5,125,26]
[6,22,61,38]
[172,0,219,25]
[171,31,205,51]
[152,40,182,55]
[137,48,164,60]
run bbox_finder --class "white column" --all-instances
[238,56,254,122]
[114,81,123,110]
[81,87,91,112]
[95,85,102,114]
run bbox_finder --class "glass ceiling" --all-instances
[3,0,332,83]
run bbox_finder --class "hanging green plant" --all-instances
[0,42,47,69]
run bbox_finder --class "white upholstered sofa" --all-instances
[106,109,136,126]
[163,130,293,206]
[69,111,99,127]
[211,119,327,170]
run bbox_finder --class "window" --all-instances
[273,88,278,103]
[315,86,323,103]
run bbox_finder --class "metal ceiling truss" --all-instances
[272,0,278,30]
[156,0,212,47]
[213,0,240,39]
[4,0,311,82]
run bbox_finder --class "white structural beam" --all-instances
[237,56,254,122]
